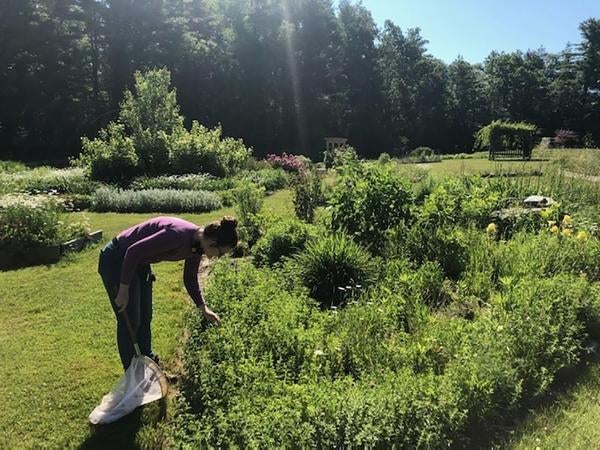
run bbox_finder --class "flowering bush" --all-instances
[0,195,90,250]
[554,129,579,148]
[266,153,306,173]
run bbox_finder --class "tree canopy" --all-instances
[1,1,599,161]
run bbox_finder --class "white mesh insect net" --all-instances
[89,355,168,425]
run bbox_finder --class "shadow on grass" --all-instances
[455,355,600,449]
[78,397,167,450]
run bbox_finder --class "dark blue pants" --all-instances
[98,239,154,370]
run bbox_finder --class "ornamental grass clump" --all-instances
[293,233,376,307]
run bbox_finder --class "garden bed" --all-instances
[0,230,103,270]
[0,245,61,270]
[61,230,103,253]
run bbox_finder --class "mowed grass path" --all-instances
[505,363,600,449]
[0,191,292,449]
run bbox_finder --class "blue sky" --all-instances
[338,0,600,63]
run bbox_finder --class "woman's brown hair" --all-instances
[203,216,239,248]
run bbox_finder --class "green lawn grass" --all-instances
[498,362,600,449]
[403,151,552,177]
[0,190,292,449]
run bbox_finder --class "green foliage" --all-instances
[169,121,252,177]
[79,123,139,185]
[410,146,436,157]
[77,69,251,181]
[474,121,537,159]
[323,146,359,169]
[419,176,503,228]
[0,201,61,249]
[233,182,265,246]
[329,163,413,249]
[0,197,90,249]
[252,219,315,267]
[0,161,27,173]
[393,224,469,279]
[293,233,376,307]
[0,167,96,195]
[172,248,599,448]
[119,68,184,174]
[91,187,222,213]
[237,168,290,192]
[130,174,234,192]
[377,152,391,164]
[292,169,324,223]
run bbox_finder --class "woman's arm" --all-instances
[184,256,221,324]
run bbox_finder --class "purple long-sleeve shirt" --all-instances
[117,217,205,306]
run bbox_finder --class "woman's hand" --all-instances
[115,284,130,313]
[199,304,221,325]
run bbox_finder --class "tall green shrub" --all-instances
[252,219,314,267]
[329,163,413,249]
[169,121,251,177]
[293,169,324,223]
[234,182,265,246]
[119,68,184,174]
[79,123,139,185]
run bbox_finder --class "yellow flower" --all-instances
[577,231,588,241]
[562,214,572,226]
[562,228,573,237]
[550,225,559,235]
[486,223,497,235]
[547,220,557,227]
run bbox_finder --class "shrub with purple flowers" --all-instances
[554,129,579,148]
[266,153,306,173]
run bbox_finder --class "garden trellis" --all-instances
[475,121,537,160]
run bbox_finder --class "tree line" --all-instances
[2,0,600,162]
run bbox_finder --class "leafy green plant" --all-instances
[0,161,27,173]
[294,233,376,307]
[119,68,184,174]
[293,169,324,223]
[252,219,314,267]
[0,167,97,195]
[419,176,503,229]
[78,123,139,185]
[0,197,91,250]
[0,202,62,249]
[169,121,251,177]
[76,68,252,181]
[410,146,435,157]
[237,168,290,192]
[234,181,265,246]
[329,163,413,249]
